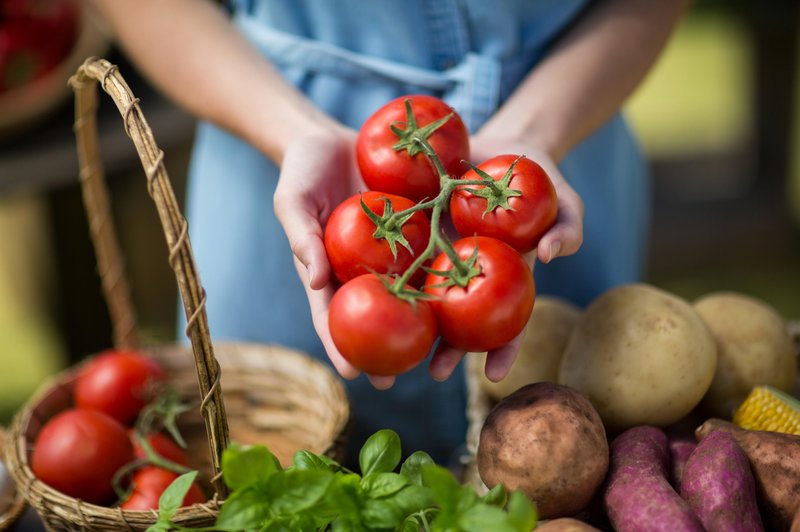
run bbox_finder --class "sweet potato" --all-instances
[791,507,800,532]
[680,430,764,531]
[696,418,800,530]
[668,433,696,493]
[604,426,703,532]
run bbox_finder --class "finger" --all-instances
[367,374,396,390]
[484,330,526,381]
[538,183,584,264]
[274,197,331,290]
[429,341,466,381]
[294,257,360,379]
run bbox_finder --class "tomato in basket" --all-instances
[31,409,134,505]
[74,349,167,425]
[120,466,205,511]
[131,430,190,468]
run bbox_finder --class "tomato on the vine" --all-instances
[31,409,135,504]
[450,154,557,253]
[74,349,166,425]
[424,236,535,352]
[324,191,430,285]
[120,466,205,511]
[131,430,190,468]
[356,94,470,203]
[328,273,437,376]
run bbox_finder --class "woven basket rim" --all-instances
[0,427,27,532]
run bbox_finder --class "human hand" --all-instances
[273,127,397,390]
[426,134,584,383]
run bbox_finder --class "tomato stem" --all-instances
[386,100,482,293]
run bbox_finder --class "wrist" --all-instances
[249,99,343,166]
[475,115,568,164]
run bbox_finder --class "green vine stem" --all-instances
[383,99,490,292]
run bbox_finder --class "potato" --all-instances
[473,296,581,400]
[535,518,601,531]
[681,430,764,532]
[696,418,800,530]
[477,382,608,519]
[693,291,797,418]
[558,283,717,432]
[604,426,703,532]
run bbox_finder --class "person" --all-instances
[92,0,689,465]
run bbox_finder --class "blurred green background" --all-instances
[0,1,798,424]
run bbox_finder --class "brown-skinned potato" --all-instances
[477,382,608,519]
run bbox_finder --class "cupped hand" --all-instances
[273,127,397,390]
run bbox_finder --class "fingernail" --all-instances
[548,241,561,263]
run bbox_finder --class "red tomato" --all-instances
[423,236,535,352]
[120,467,205,511]
[74,349,166,425]
[131,431,190,468]
[324,191,431,284]
[31,409,135,504]
[328,273,437,376]
[450,154,558,253]
[356,94,470,203]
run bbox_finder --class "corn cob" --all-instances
[733,385,800,436]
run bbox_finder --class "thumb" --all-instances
[274,198,331,290]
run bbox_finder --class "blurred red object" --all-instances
[0,0,110,137]
[0,0,80,92]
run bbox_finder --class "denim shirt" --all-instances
[184,0,649,465]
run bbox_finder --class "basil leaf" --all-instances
[458,503,516,532]
[222,443,282,491]
[399,450,434,486]
[506,490,538,532]
[157,470,197,521]
[270,470,334,514]
[215,487,273,530]
[387,484,435,516]
[420,464,461,509]
[361,472,408,499]
[362,498,407,529]
[481,483,507,508]
[292,449,338,471]
[359,429,401,475]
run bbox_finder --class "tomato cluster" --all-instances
[30,349,204,509]
[324,95,557,377]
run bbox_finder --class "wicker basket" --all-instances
[0,428,27,532]
[3,57,350,531]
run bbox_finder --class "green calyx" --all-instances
[462,156,524,218]
[376,272,432,307]
[424,241,482,289]
[360,195,417,261]
[391,99,453,158]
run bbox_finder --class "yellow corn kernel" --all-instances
[733,386,800,436]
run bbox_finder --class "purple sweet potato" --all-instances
[696,418,800,531]
[680,430,764,531]
[668,434,696,492]
[604,426,703,532]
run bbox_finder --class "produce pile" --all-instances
[472,287,800,531]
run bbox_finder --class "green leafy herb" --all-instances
[152,429,537,532]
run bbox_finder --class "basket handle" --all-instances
[69,57,229,497]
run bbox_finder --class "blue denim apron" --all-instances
[183,0,650,465]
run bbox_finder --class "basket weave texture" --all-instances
[3,57,350,531]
